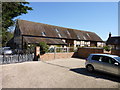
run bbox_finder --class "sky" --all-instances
[16,2,118,41]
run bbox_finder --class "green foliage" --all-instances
[2,2,32,29]
[55,45,61,47]
[103,46,111,52]
[28,44,36,49]
[28,44,36,53]
[2,29,13,46]
[37,42,49,55]
[23,43,36,53]
[2,2,33,46]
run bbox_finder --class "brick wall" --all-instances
[77,47,104,58]
[40,52,74,61]
[111,49,120,56]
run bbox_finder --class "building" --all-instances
[9,19,103,49]
[106,33,120,50]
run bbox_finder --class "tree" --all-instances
[2,2,33,46]
[38,42,49,55]
[2,29,13,46]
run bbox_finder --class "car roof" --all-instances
[90,54,119,58]
[4,47,10,48]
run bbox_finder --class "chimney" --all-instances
[109,32,111,38]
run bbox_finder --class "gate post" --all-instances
[54,47,56,59]
[34,46,40,61]
[3,53,5,64]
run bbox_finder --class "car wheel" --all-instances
[86,65,94,72]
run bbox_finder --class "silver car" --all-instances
[2,47,12,55]
[85,54,120,76]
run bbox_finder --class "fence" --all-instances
[48,47,77,53]
[40,47,78,61]
[1,49,34,64]
[2,54,34,64]
[1,47,77,64]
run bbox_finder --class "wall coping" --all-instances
[78,47,103,49]
[41,52,74,55]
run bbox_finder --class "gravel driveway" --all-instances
[1,58,120,88]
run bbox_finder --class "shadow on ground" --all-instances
[70,68,120,83]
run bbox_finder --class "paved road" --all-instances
[2,58,120,88]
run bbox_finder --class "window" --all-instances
[67,30,70,35]
[76,45,79,47]
[101,56,109,63]
[83,36,86,40]
[55,28,59,32]
[92,55,101,61]
[77,35,80,39]
[41,32,46,36]
[87,33,90,37]
[58,34,62,37]
[55,28,62,37]
[92,55,118,65]
[101,56,115,64]
[109,58,116,64]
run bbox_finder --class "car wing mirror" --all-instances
[114,62,119,66]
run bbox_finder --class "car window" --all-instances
[92,55,101,61]
[114,57,120,63]
[101,56,116,64]
[101,56,109,63]
[109,58,116,64]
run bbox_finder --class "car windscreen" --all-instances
[114,57,120,63]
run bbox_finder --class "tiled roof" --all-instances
[23,37,66,45]
[16,19,103,42]
[106,36,120,45]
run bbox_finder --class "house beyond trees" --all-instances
[8,19,103,49]
[106,33,120,50]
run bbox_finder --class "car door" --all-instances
[108,58,120,75]
[101,56,119,75]
[91,55,103,71]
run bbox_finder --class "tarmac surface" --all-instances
[1,58,120,88]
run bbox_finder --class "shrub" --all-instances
[103,46,111,52]
[37,42,49,55]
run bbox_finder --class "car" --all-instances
[0,48,2,55]
[85,54,120,76]
[1,47,13,55]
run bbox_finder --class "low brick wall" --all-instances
[40,52,74,61]
[111,49,120,56]
[77,47,104,58]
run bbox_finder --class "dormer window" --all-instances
[58,34,62,37]
[55,28,62,37]
[67,30,70,35]
[55,28,59,32]
[77,35,80,39]
[83,36,86,40]
[87,33,90,37]
[41,32,46,36]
